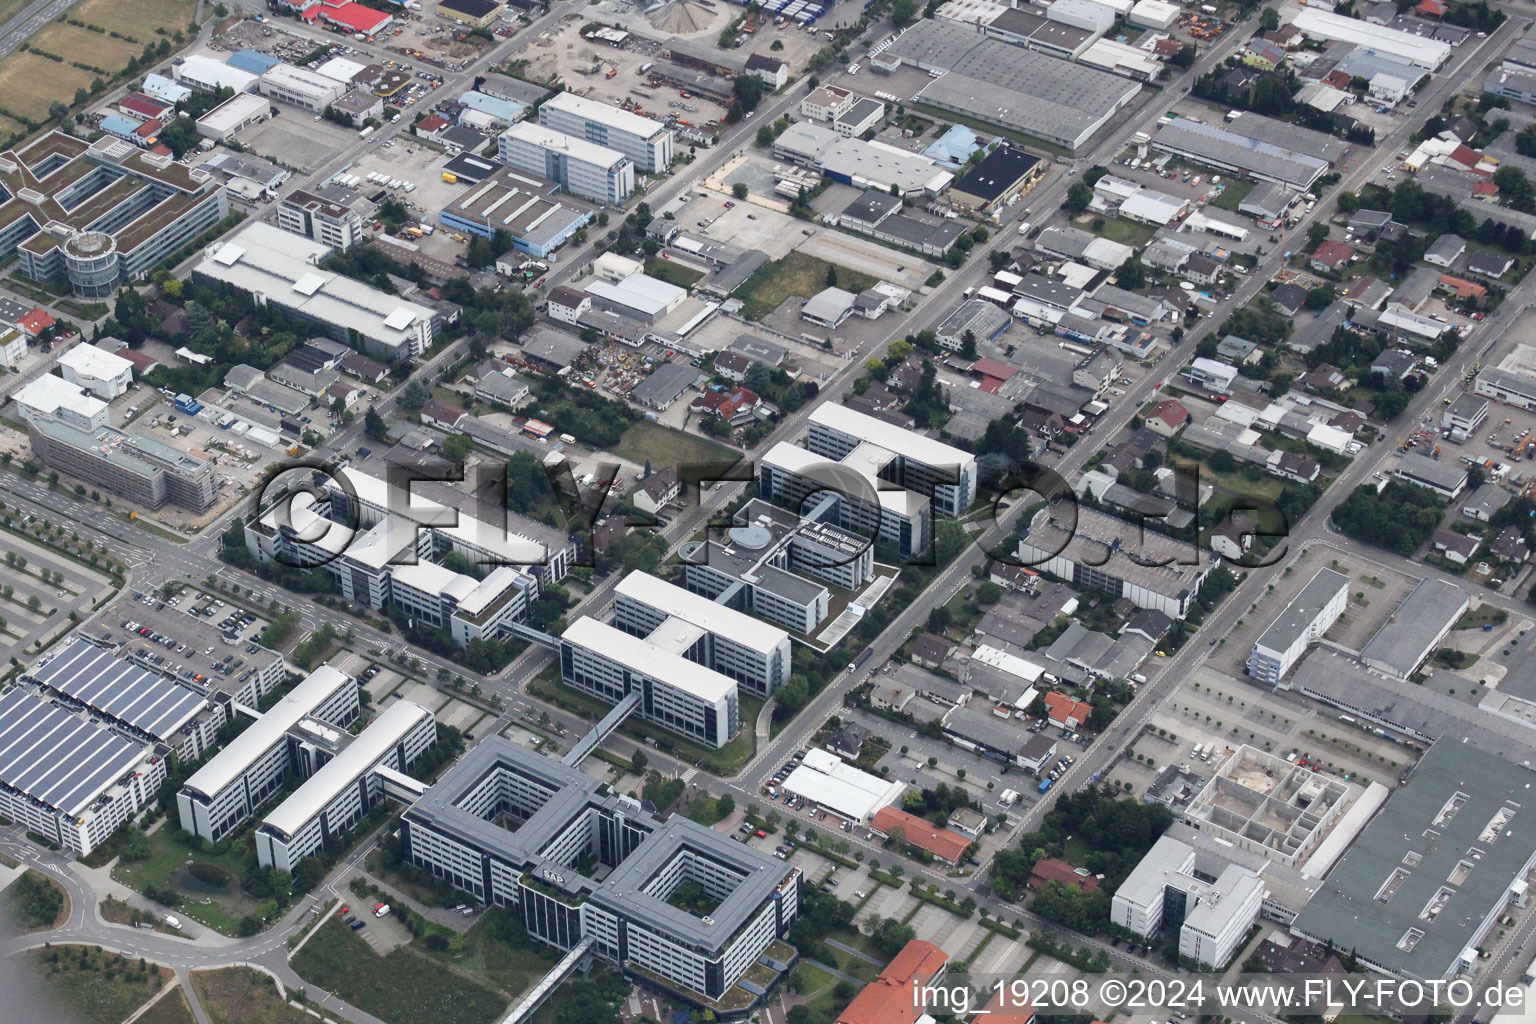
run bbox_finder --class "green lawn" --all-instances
[645,257,706,289]
[734,251,879,321]
[1211,179,1255,213]
[191,968,311,1024]
[413,912,561,998]
[291,918,510,1024]
[26,946,171,1024]
[1087,216,1157,248]
[112,826,255,936]
[612,418,738,472]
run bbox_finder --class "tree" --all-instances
[1307,222,1331,249]
[891,0,919,24]
[441,434,472,462]
[732,182,749,200]
[776,674,810,712]
[825,264,839,288]
[364,406,389,442]
[958,328,977,360]
[630,750,648,774]
[869,916,917,956]
[732,73,765,114]
[756,124,774,147]
[48,100,67,123]
[717,793,735,818]
[1064,180,1092,213]
[400,379,432,409]
[1260,6,1281,30]
[1115,257,1147,290]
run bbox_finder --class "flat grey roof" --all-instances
[941,703,1029,755]
[1395,453,1468,492]
[0,687,148,817]
[630,362,697,406]
[1152,118,1330,189]
[1254,568,1349,657]
[1359,577,1467,677]
[30,636,207,743]
[1294,740,1536,979]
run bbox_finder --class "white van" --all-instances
[164,915,181,929]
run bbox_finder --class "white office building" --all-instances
[614,571,792,697]
[559,616,739,748]
[539,92,674,175]
[259,63,346,111]
[0,328,23,368]
[1112,835,1264,968]
[807,403,978,518]
[498,122,635,205]
[255,700,437,872]
[58,343,133,399]
[1248,568,1349,685]
[177,665,361,842]
[278,188,363,250]
[13,374,109,431]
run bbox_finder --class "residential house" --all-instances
[631,467,681,515]
[1146,399,1191,437]
[1431,528,1480,565]
[1310,240,1355,274]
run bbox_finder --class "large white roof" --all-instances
[1291,8,1451,69]
[542,91,670,141]
[175,54,258,92]
[811,402,976,475]
[15,373,106,419]
[562,617,737,704]
[313,56,367,84]
[182,665,355,800]
[616,571,789,655]
[780,748,906,822]
[501,121,628,169]
[583,274,685,316]
[260,700,433,837]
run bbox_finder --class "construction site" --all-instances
[1183,745,1356,870]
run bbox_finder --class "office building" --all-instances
[277,188,363,250]
[14,374,108,431]
[682,499,875,637]
[614,571,792,698]
[1442,393,1489,442]
[28,414,217,512]
[0,132,228,296]
[1248,568,1349,684]
[759,440,931,559]
[256,700,437,872]
[193,222,439,360]
[177,665,361,842]
[57,342,133,399]
[1392,452,1468,500]
[539,92,674,174]
[1112,835,1265,968]
[0,687,166,856]
[401,738,799,999]
[560,616,739,748]
[1358,577,1468,679]
[497,122,635,205]
[259,63,345,111]
[1016,506,1212,619]
[243,466,553,649]
[1293,742,1536,980]
[808,403,977,517]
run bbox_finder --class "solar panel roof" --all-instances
[0,688,146,816]
[30,637,207,742]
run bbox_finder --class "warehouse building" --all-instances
[1293,741,1536,980]
[539,92,674,174]
[1016,506,1212,619]
[174,54,259,93]
[0,131,229,296]
[437,165,593,259]
[255,700,437,872]
[879,20,1141,151]
[27,415,217,512]
[779,747,905,821]
[0,687,166,856]
[193,222,439,360]
[1391,452,1468,500]
[177,665,361,842]
[435,0,504,27]
[1150,118,1331,190]
[195,92,270,141]
[947,145,1043,215]
[614,571,792,697]
[400,738,800,999]
[1248,568,1350,684]
[1358,577,1468,679]
[559,616,740,748]
[1292,7,1451,70]
[497,122,635,205]
[259,63,345,111]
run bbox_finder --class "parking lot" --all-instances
[0,529,115,665]
[238,112,359,175]
[91,592,279,697]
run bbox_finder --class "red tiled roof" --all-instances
[417,114,450,133]
[1028,857,1101,892]
[1043,691,1091,727]
[1438,275,1487,299]
[836,941,950,1024]
[134,119,163,139]
[121,95,169,119]
[119,349,161,373]
[976,990,1036,1024]
[969,357,1016,380]
[1416,0,1447,15]
[17,308,54,335]
[1149,399,1189,427]
[869,806,972,864]
[1311,240,1354,268]
[1474,181,1499,197]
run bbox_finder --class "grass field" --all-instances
[1087,216,1157,249]
[0,0,195,124]
[613,418,738,471]
[291,918,510,1024]
[27,946,171,1024]
[1211,179,1255,213]
[192,967,311,1024]
[112,827,253,936]
[645,257,705,288]
[734,251,879,320]
[135,989,198,1024]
